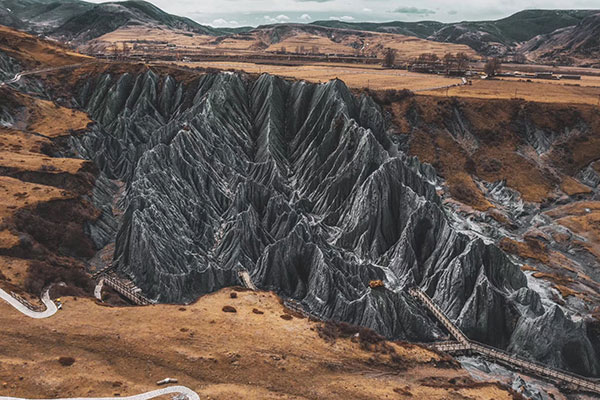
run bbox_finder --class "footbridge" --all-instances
[94,267,152,306]
[408,287,600,395]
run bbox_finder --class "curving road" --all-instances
[0,287,57,319]
[0,386,200,400]
[0,61,102,87]
[0,72,23,86]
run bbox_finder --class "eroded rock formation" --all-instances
[72,70,598,376]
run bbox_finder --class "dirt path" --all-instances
[0,385,199,400]
[0,287,57,319]
[0,62,103,87]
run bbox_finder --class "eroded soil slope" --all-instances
[0,72,98,303]
[388,93,600,327]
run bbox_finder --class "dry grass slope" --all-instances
[0,25,90,68]
[0,88,97,304]
[0,288,518,400]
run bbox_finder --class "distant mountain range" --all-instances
[312,10,597,57]
[0,0,234,39]
[0,0,598,64]
[519,12,600,64]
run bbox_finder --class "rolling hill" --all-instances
[313,10,598,56]
[1,0,598,62]
[520,12,600,66]
[0,0,225,40]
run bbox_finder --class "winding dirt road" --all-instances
[0,288,202,399]
[0,287,57,319]
[0,61,102,87]
[0,72,22,86]
[0,386,200,400]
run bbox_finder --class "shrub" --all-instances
[358,327,385,345]
[222,305,237,313]
[58,357,75,366]
[25,261,93,296]
[252,308,264,315]
[369,280,385,289]
[366,88,414,105]
[317,321,386,349]
[280,314,293,320]
[451,182,479,205]
[230,292,238,299]
[480,158,503,174]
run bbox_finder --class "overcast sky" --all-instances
[87,0,599,27]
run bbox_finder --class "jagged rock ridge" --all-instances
[73,70,598,376]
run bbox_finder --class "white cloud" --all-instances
[300,13,312,21]
[264,14,291,23]
[329,15,355,21]
[362,8,372,12]
[86,0,600,27]
[211,18,239,27]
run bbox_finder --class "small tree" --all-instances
[513,53,526,64]
[443,53,455,73]
[484,57,502,77]
[417,53,439,64]
[456,52,469,71]
[383,48,397,67]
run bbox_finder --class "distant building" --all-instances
[535,72,557,80]
[560,74,582,80]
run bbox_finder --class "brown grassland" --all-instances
[422,78,600,106]
[93,25,478,60]
[0,87,97,305]
[167,61,600,106]
[0,288,518,400]
[0,25,90,68]
[172,61,463,92]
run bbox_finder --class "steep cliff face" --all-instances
[73,70,598,376]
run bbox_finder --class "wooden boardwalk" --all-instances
[408,287,600,395]
[93,267,151,306]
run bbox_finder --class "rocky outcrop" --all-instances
[509,305,598,376]
[75,70,599,375]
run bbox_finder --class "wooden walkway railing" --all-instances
[94,267,152,306]
[9,291,44,312]
[102,274,152,306]
[408,288,469,343]
[91,264,116,280]
[426,341,470,353]
[408,287,600,394]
